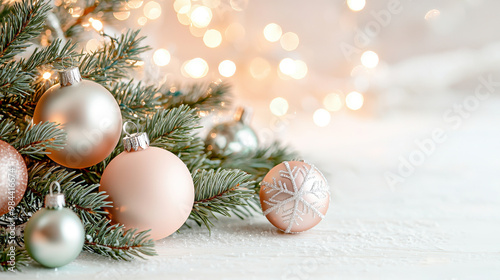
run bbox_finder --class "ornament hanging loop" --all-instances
[49,181,62,196]
[45,181,66,209]
[122,121,150,152]
[123,121,139,137]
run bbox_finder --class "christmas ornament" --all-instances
[205,107,259,157]
[33,67,122,169]
[24,182,85,268]
[99,122,194,240]
[260,161,330,233]
[0,140,28,217]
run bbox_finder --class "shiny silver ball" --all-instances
[24,208,85,268]
[205,121,259,157]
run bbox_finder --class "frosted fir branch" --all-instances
[160,81,232,112]
[189,169,255,230]
[0,242,29,272]
[79,30,149,84]
[11,121,66,159]
[0,0,51,62]
[111,80,161,119]
[83,219,156,261]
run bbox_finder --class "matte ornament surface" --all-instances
[260,161,330,233]
[33,80,122,169]
[24,208,85,268]
[100,147,195,240]
[0,140,28,216]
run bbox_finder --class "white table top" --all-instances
[5,97,500,280]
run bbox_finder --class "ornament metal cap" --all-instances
[45,181,66,209]
[58,67,82,87]
[122,121,150,152]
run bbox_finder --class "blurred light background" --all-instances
[77,0,500,166]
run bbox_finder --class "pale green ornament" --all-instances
[24,182,85,268]
[205,107,259,157]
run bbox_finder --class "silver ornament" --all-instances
[24,182,85,268]
[33,67,122,169]
[205,107,259,157]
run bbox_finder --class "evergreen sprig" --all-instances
[0,0,50,62]
[112,80,161,119]
[161,81,232,111]
[12,121,66,159]
[189,169,255,229]
[84,220,156,261]
[79,30,149,84]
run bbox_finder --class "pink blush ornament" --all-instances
[0,140,28,216]
[99,123,194,240]
[260,161,330,233]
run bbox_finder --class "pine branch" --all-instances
[11,121,66,159]
[112,80,161,119]
[22,163,111,225]
[189,169,255,229]
[63,0,128,38]
[22,39,78,73]
[0,239,29,272]
[160,81,232,111]
[145,105,202,154]
[0,0,51,62]
[83,219,156,261]
[79,30,149,84]
[0,61,32,98]
[0,118,16,141]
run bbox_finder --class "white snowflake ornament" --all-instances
[260,161,330,233]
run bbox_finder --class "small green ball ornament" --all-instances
[24,182,85,268]
[205,107,259,157]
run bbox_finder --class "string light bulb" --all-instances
[42,72,51,80]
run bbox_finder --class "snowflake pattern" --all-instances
[261,161,330,233]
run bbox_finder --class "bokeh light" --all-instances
[90,18,103,31]
[191,6,212,28]
[127,0,143,9]
[347,0,366,11]
[279,58,296,76]
[279,58,308,79]
[183,58,209,78]
[219,60,236,77]
[174,0,191,14]
[153,49,171,66]
[361,51,379,68]
[138,16,148,26]
[291,60,308,79]
[425,9,440,20]
[86,39,100,52]
[323,93,343,111]
[280,32,299,51]
[203,29,222,48]
[270,97,289,116]
[144,1,161,20]
[250,57,271,79]
[313,109,331,127]
[113,11,130,21]
[263,23,282,42]
[345,91,364,110]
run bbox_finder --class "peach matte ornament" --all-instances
[260,161,330,233]
[99,122,194,240]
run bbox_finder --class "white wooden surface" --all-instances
[4,97,500,280]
